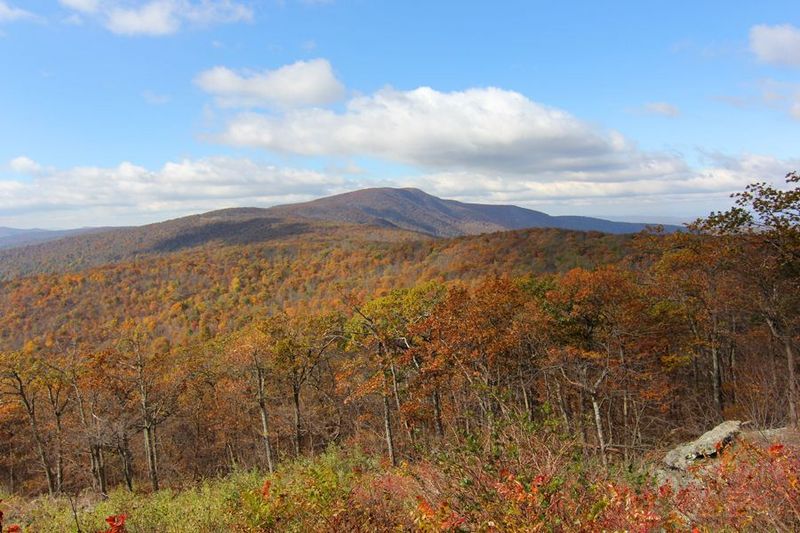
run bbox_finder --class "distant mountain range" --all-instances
[0,188,679,278]
[268,187,678,237]
[0,226,110,250]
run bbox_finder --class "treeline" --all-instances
[0,174,797,499]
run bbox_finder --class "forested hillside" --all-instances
[0,175,798,532]
[267,187,670,236]
[0,227,110,250]
[0,187,663,280]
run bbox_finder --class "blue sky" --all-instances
[0,0,798,228]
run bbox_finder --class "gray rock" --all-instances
[663,420,742,471]
[656,421,743,488]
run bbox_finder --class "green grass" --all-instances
[3,448,374,532]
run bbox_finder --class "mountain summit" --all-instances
[268,187,675,236]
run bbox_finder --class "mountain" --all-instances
[0,212,345,279]
[268,187,679,237]
[0,188,675,279]
[0,227,110,249]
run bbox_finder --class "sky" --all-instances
[0,1,799,228]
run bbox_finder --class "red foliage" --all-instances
[101,515,126,533]
[0,499,20,533]
[415,496,435,520]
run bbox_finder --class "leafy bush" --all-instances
[8,437,800,532]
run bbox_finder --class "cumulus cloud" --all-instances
[750,24,800,67]
[0,1,36,23]
[636,102,681,117]
[0,157,348,227]
[106,1,180,35]
[9,156,43,174]
[59,0,252,36]
[218,85,688,181]
[58,0,99,13]
[4,63,796,227]
[2,151,797,227]
[391,153,798,220]
[196,59,345,108]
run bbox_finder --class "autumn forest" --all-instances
[0,175,799,531]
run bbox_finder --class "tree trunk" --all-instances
[521,382,532,420]
[765,317,798,428]
[255,365,275,473]
[555,380,570,432]
[711,344,724,419]
[90,445,108,497]
[31,420,55,496]
[432,390,444,439]
[53,411,64,494]
[143,422,159,491]
[728,316,738,405]
[137,347,159,492]
[292,383,302,456]
[118,436,134,492]
[390,361,414,447]
[381,367,396,466]
[591,393,608,469]
[73,384,103,496]
[784,337,798,428]
[15,378,56,496]
[226,441,237,471]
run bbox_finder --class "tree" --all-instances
[109,318,188,491]
[696,172,800,427]
[271,312,344,456]
[227,317,294,473]
[0,348,58,495]
[344,282,446,464]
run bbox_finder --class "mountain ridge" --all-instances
[265,187,676,237]
[0,226,113,249]
[0,187,677,279]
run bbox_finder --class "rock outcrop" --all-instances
[658,420,743,487]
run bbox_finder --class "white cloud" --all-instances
[750,24,800,67]
[196,59,345,108]
[106,1,179,35]
[0,157,349,227]
[637,102,681,117]
[219,85,688,181]
[59,0,99,14]
[791,99,800,120]
[9,156,42,174]
[179,0,253,26]
[401,153,800,217]
[3,150,798,227]
[758,79,800,120]
[63,13,85,25]
[0,1,36,23]
[714,79,800,121]
[59,0,253,36]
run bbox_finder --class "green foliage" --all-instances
[18,471,261,532]
[8,435,800,532]
[233,447,368,532]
